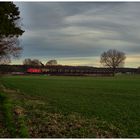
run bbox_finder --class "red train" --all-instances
[27,68,42,73]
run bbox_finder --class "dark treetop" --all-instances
[0,2,24,38]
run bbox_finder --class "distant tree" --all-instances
[0,2,24,64]
[23,58,32,65]
[100,49,126,76]
[23,58,44,66]
[46,60,57,65]
[31,59,44,66]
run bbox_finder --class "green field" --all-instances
[0,75,140,138]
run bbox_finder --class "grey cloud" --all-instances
[15,2,140,66]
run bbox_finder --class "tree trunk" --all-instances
[112,67,116,76]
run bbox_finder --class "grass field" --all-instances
[0,75,140,138]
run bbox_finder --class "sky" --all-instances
[12,2,140,68]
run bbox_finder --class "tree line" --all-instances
[23,49,126,75]
[23,59,58,66]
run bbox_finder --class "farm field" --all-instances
[0,75,140,138]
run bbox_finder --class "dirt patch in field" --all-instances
[26,111,122,138]
[26,99,45,105]
[0,84,20,94]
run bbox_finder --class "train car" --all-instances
[27,68,42,74]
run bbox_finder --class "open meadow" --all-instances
[0,75,140,138]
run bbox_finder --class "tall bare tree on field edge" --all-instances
[100,49,126,76]
[0,2,24,65]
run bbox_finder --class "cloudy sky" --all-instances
[13,2,140,67]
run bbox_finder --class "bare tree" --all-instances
[23,58,44,66]
[46,60,57,65]
[0,37,22,64]
[31,59,44,66]
[100,49,126,76]
[23,58,32,65]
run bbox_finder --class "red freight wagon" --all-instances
[27,68,42,73]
